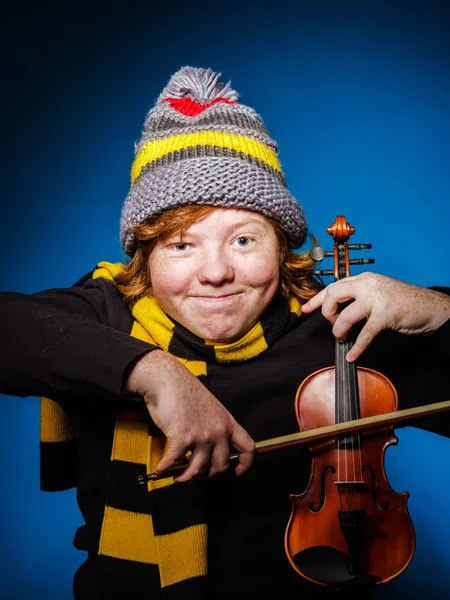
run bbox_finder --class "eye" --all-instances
[236,237,251,247]
[174,243,188,251]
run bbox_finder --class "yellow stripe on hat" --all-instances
[131,131,282,183]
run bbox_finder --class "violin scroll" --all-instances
[311,215,374,279]
[327,215,355,241]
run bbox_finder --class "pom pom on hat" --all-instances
[120,66,307,255]
[158,66,238,103]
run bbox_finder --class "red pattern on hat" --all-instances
[164,97,236,117]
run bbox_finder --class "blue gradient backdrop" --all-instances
[1,1,449,598]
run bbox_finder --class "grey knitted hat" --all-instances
[120,66,307,255]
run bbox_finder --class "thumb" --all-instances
[230,423,255,476]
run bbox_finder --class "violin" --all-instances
[284,215,414,590]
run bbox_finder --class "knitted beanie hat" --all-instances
[120,66,307,255]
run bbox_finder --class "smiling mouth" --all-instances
[192,293,241,302]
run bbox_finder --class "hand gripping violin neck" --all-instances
[284,216,415,591]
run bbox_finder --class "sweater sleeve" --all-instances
[0,277,157,402]
[364,313,450,439]
[404,319,450,438]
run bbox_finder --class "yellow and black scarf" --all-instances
[40,262,302,597]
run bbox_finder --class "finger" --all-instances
[235,449,254,477]
[303,276,363,314]
[173,447,212,483]
[332,301,370,341]
[208,440,231,478]
[346,318,382,362]
[302,288,327,312]
[320,280,363,323]
[154,438,194,475]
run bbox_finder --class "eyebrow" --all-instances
[166,217,267,242]
[224,218,267,232]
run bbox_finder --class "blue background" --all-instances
[1,0,450,598]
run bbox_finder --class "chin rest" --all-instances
[292,546,378,589]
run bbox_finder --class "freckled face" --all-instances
[148,208,280,343]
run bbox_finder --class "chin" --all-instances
[185,316,252,343]
[202,326,248,344]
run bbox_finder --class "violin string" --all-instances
[339,338,350,511]
[346,345,354,510]
[336,338,343,509]
[337,248,350,511]
[354,359,364,511]
[350,341,364,511]
[344,343,350,510]
[346,340,356,511]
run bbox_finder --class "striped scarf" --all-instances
[40,262,302,598]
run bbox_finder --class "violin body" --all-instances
[285,366,415,587]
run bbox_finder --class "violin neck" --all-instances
[335,339,360,425]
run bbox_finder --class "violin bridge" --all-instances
[334,480,368,491]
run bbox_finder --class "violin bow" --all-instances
[139,399,450,482]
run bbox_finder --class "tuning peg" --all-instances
[348,244,372,250]
[313,269,334,276]
[349,258,375,265]
[310,247,334,262]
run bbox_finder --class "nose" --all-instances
[197,249,234,285]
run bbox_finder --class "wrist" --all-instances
[125,349,190,409]
[125,348,167,398]
[426,288,450,332]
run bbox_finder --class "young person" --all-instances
[1,67,449,599]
